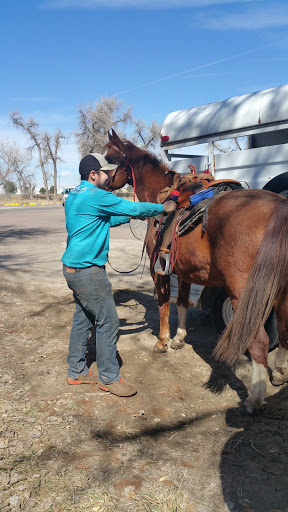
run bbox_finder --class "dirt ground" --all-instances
[0,206,288,512]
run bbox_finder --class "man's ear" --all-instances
[88,170,96,181]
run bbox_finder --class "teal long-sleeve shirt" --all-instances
[61,180,164,268]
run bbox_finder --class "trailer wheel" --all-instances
[263,171,288,198]
[212,288,278,352]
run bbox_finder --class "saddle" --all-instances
[157,168,215,206]
[154,171,243,275]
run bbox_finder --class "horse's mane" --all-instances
[123,139,173,174]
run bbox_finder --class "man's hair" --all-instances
[81,173,90,181]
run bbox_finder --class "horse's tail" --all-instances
[213,199,288,366]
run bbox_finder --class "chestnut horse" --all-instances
[104,130,288,413]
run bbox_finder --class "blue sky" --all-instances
[1,0,288,189]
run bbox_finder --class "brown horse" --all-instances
[104,130,288,413]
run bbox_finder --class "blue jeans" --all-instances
[63,265,120,384]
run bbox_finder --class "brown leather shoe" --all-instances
[98,378,137,397]
[67,370,97,385]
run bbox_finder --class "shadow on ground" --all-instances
[220,385,288,512]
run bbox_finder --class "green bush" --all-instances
[4,180,17,195]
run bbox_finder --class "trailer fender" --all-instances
[263,171,288,198]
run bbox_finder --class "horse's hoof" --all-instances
[245,399,255,414]
[170,339,185,350]
[153,342,168,354]
[245,397,262,414]
[271,370,287,386]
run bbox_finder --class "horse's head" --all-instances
[104,129,131,191]
[104,129,177,203]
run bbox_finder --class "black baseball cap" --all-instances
[79,153,118,177]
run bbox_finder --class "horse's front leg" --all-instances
[246,321,269,414]
[153,274,171,353]
[170,279,190,350]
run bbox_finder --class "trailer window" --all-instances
[214,136,248,154]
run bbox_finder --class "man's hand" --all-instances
[163,200,177,213]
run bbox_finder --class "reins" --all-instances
[106,138,172,274]
[108,220,152,274]
[107,243,146,274]
[107,145,144,272]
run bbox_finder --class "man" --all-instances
[62,152,176,397]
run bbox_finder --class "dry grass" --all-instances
[0,193,134,206]
[0,194,62,206]
[56,487,193,512]
[0,399,195,512]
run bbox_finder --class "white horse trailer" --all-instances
[160,83,288,343]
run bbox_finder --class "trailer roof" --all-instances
[161,83,288,145]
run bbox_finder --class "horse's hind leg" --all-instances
[246,322,269,414]
[170,279,190,350]
[272,291,288,386]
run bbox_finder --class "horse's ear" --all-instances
[108,131,113,141]
[111,128,122,143]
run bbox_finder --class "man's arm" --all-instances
[95,189,176,219]
[109,215,130,227]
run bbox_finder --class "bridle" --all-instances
[103,142,147,273]
[103,139,170,274]
[105,143,136,200]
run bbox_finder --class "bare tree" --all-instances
[0,150,13,197]
[0,139,34,199]
[15,166,35,199]
[75,96,161,157]
[75,96,133,156]
[10,111,50,200]
[43,130,66,202]
[132,119,160,150]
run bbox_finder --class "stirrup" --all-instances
[154,252,171,275]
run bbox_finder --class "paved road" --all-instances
[0,205,152,292]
